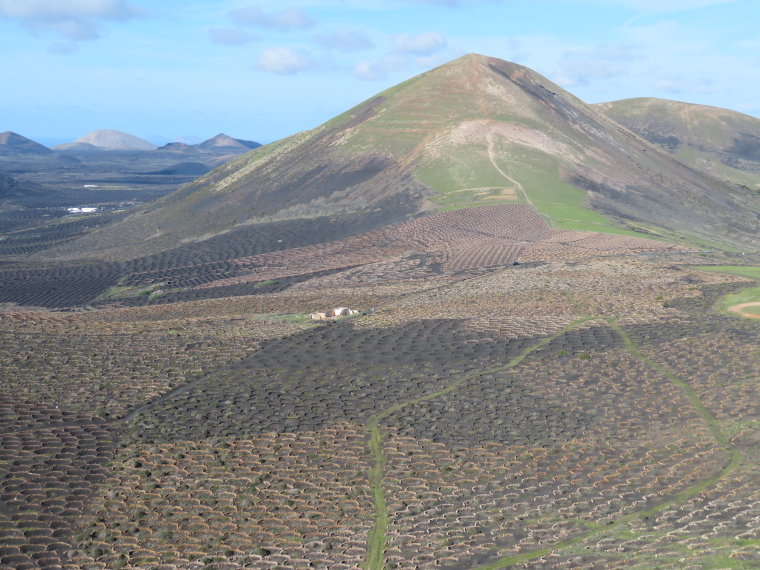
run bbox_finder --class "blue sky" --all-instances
[0,0,757,146]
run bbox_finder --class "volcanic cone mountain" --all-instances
[52,54,760,260]
[53,129,158,151]
[0,131,51,155]
[595,97,760,189]
[196,133,261,152]
[156,134,261,154]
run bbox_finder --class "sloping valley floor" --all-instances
[2,205,760,569]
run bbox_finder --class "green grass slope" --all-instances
[595,97,760,190]
[695,265,760,316]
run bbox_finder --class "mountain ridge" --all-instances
[156,133,262,155]
[594,97,760,189]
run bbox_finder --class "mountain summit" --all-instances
[54,54,760,259]
[196,133,261,152]
[53,129,158,151]
[0,131,52,155]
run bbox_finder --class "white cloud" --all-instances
[353,60,383,80]
[353,30,450,80]
[208,27,255,46]
[0,0,144,41]
[555,44,639,87]
[47,40,78,55]
[256,47,316,74]
[0,0,143,20]
[314,28,373,52]
[353,54,408,80]
[502,38,528,63]
[229,6,314,31]
[391,0,509,5]
[393,31,447,55]
[353,48,454,80]
[414,52,451,68]
[579,0,741,14]
[51,19,101,40]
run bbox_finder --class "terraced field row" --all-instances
[0,209,409,308]
[106,295,743,568]
[0,262,123,308]
[445,245,521,271]
[0,205,692,309]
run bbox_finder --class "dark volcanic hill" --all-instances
[150,134,262,175]
[156,134,262,155]
[595,97,760,189]
[148,162,212,176]
[196,133,261,152]
[156,142,195,152]
[0,172,47,199]
[0,132,52,155]
[48,54,760,260]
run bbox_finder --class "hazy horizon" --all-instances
[25,132,264,149]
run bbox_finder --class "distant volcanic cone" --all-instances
[0,131,52,155]
[53,129,158,151]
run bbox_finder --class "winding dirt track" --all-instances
[728,302,760,319]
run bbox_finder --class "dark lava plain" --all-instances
[0,152,201,235]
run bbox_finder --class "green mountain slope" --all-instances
[595,97,760,190]
[52,55,760,260]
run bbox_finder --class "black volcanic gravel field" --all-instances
[0,214,117,257]
[0,396,115,569]
[529,324,624,358]
[114,266,361,307]
[382,370,592,447]
[0,207,419,308]
[126,319,548,444]
[0,262,124,308]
